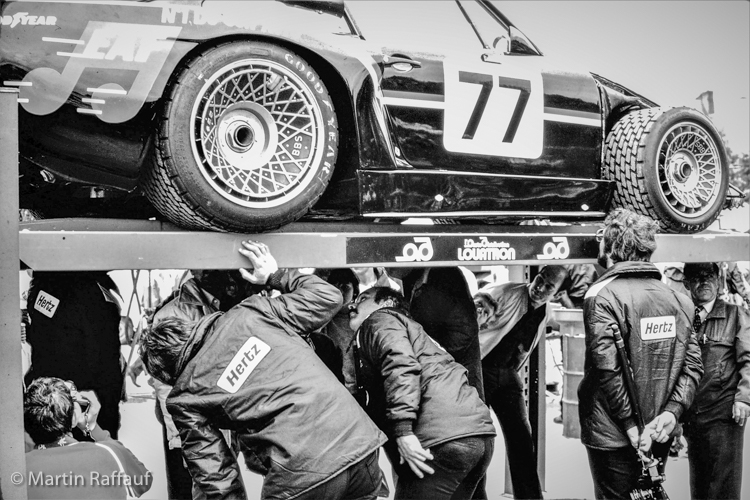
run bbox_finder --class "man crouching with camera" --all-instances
[24,377,152,499]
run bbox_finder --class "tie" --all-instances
[693,306,703,332]
[694,306,709,344]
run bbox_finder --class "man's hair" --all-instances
[603,208,659,263]
[367,286,407,311]
[683,262,721,279]
[327,268,360,299]
[540,265,568,285]
[140,317,193,385]
[24,377,74,444]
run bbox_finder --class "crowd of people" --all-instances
[16,208,750,500]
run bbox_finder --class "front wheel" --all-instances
[604,107,728,233]
[142,41,338,232]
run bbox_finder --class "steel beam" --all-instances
[18,218,749,270]
[0,88,27,500]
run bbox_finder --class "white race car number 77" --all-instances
[443,61,543,159]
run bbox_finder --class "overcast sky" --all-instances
[497,1,750,155]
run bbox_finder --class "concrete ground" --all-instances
[119,339,749,499]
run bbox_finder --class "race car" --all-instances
[0,0,738,232]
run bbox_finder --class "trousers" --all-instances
[294,450,382,500]
[585,441,671,500]
[483,364,542,499]
[155,401,193,500]
[390,435,494,500]
[684,420,744,500]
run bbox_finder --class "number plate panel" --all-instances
[443,60,543,159]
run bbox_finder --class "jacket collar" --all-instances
[173,311,224,381]
[178,279,221,310]
[597,261,661,282]
[705,298,727,320]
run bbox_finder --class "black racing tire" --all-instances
[142,41,338,232]
[604,107,729,233]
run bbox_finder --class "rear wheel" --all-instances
[604,107,728,233]
[142,41,338,232]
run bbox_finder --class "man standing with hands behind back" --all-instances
[579,208,703,500]
[682,262,750,500]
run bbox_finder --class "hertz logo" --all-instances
[640,316,677,341]
[217,337,271,393]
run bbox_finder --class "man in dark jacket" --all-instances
[26,272,124,439]
[350,286,495,500]
[140,241,386,500]
[682,262,750,500]
[579,208,703,500]
[143,270,245,500]
[409,267,485,401]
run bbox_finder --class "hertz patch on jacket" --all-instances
[640,316,676,341]
[217,337,271,393]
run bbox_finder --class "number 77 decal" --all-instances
[459,72,530,143]
[444,61,543,159]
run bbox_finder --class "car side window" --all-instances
[347,1,484,55]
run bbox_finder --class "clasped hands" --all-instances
[626,411,676,459]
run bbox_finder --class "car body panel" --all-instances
[2,0,679,225]
[2,0,384,189]
[358,169,610,217]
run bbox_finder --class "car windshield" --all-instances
[465,1,541,55]
[348,1,540,56]
[347,1,486,55]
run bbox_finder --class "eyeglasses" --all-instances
[595,227,606,243]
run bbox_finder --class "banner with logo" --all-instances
[345,234,598,265]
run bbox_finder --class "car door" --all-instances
[355,0,601,179]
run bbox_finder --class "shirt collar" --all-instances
[698,298,716,321]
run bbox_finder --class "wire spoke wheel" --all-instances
[193,60,324,208]
[143,42,338,231]
[604,107,728,233]
[657,123,721,218]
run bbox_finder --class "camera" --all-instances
[76,396,91,413]
[630,456,669,500]
[630,486,669,500]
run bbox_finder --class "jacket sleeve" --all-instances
[360,312,422,437]
[584,295,636,431]
[168,400,246,500]
[104,441,153,498]
[152,302,205,449]
[734,306,750,406]
[728,263,750,305]
[153,380,181,449]
[265,270,343,335]
[663,298,704,419]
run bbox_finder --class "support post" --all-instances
[502,265,546,496]
[0,88,27,499]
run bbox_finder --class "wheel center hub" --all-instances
[667,151,699,191]
[226,123,255,152]
[216,102,278,172]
